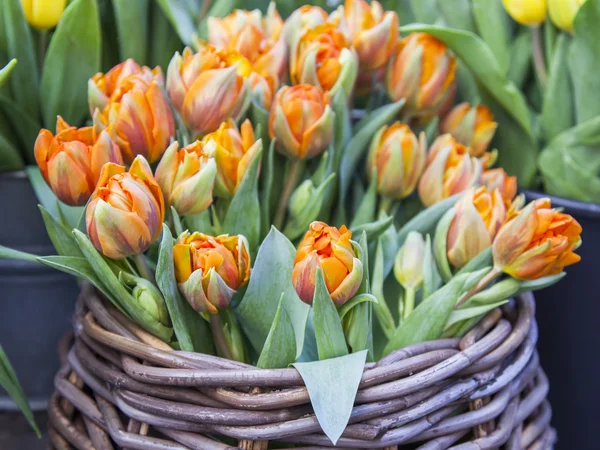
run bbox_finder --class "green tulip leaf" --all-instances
[39,205,83,258]
[236,227,310,359]
[445,300,509,330]
[332,89,352,168]
[438,0,476,32]
[569,0,600,123]
[423,234,443,299]
[455,247,493,276]
[433,208,455,283]
[541,34,574,142]
[507,30,532,89]
[383,268,489,354]
[410,0,440,24]
[260,139,276,239]
[370,236,396,340]
[350,214,394,243]
[472,0,510,74]
[170,206,184,236]
[256,294,296,369]
[223,148,262,250]
[111,0,148,63]
[0,246,39,263]
[73,229,173,342]
[515,272,566,295]
[0,0,39,118]
[0,95,41,162]
[156,0,198,46]
[338,293,378,321]
[0,133,23,171]
[0,59,17,89]
[40,0,101,128]
[0,345,40,438]
[148,1,183,70]
[184,209,212,234]
[156,225,213,354]
[293,350,367,445]
[349,176,377,228]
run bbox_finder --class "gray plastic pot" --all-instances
[0,171,79,410]
[522,190,600,450]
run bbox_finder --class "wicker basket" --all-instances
[47,283,556,449]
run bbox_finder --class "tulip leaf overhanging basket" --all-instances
[0,1,584,449]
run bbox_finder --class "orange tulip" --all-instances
[440,103,498,157]
[248,71,276,110]
[155,141,217,217]
[34,116,123,206]
[166,46,251,138]
[269,84,334,160]
[481,168,517,208]
[202,119,262,198]
[88,59,144,113]
[291,23,358,99]
[386,33,457,121]
[208,1,286,81]
[493,198,582,279]
[366,122,427,199]
[173,232,251,314]
[333,0,399,70]
[418,134,483,206]
[86,156,164,259]
[447,187,507,269]
[92,65,175,164]
[292,221,363,306]
[283,5,329,49]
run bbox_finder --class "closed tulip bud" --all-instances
[21,0,65,29]
[34,116,123,206]
[367,122,427,199]
[440,103,498,157]
[155,141,217,217]
[548,0,587,32]
[202,119,262,198]
[386,33,457,121]
[167,46,251,138]
[92,66,175,164]
[208,2,286,80]
[447,187,507,269]
[292,23,358,99]
[333,0,399,70]
[88,59,143,113]
[120,272,170,326]
[418,134,483,207]
[292,222,363,306]
[503,0,548,26]
[269,85,334,160]
[248,72,276,110]
[173,232,251,314]
[493,198,582,279]
[481,168,517,208]
[394,232,425,289]
[86,157,164,259]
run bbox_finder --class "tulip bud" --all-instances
[394,232,425,289]
[21,0,65,29]
[283,5,329,48]
[208,2,286,81]
[166,46,251,138]
[503,0,548,26]
[292,222,363,306]
[155,141,217,217]
[291,23,358,99]
[440,103,498,157]
[248,72,276,110]
[447,187,507,269]
[493,198,582,279]
[86,156,165,259]
[120,272,170,326]
[548,0,587,32]
[92,65,175,164]
[481,168,517,208]
[367,122,427,199]
[202,119,262,198]
[269,84,334,160]
[418,134,483,207]
[332,0,399,70]
[386,33,457,121]
[173,232,251,314]
[88,59,143,113]
[34,116,123,206]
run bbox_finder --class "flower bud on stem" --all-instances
[454,266,503,309]
[274,160,305,230]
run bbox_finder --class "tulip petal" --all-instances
[173,243,193,283]
[206,268,237,310]
[166,52,187,111]
[179,268,217,314]
[301,104,334,159]
[155,141,180,202]
[418,144,450,206]
[292,250,319,304]
[447,198,492,269]
[170,157,217,216]
[331,257,363,306]
[47,149,93,206]
[273,103,302,158]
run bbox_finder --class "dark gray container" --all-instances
[523,190,600,450]
[0,171,78,410]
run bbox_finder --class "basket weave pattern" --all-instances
[47,283,556,449]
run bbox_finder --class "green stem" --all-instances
[273,159,303,230]
[38,30,48,72]
[209,314,233,360]
[454,266,503,309]
[379,197,394,216]
[403,286,416,320]
[132,254,155,285]
[372,292,396,340]
[531,26,548,89]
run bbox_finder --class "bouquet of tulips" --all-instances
[0,0,584,438]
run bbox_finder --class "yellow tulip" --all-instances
[548,0,587,32]
[503,0,548,26]
[21,0,66,29]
